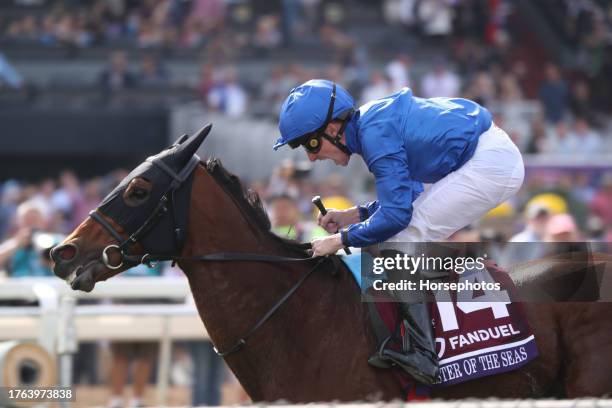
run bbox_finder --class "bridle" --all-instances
[90,154,200,270]
[88,149,338,357]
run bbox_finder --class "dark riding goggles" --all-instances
[288,132,339,154]
[288,131,322,152]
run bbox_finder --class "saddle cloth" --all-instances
[341,254,538,389]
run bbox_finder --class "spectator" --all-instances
[0,200,61,277]
[50,170,81,230]
[266,159,301,200]
[108,265,162,408]
[570,79,597,125]
[386,53,412,91]
[463,71,495,107]
[197,63,217,107]
[99,51,137,91]
[538,63,569,124]
[0,181,21,239]
[525,117,548,154]
[417,0,454,38]
[207,66,247,117]
[54,12,77,45]
[589,173,612,227]
[108,340,158,408]
[281,0,301,46]
[260,65,291,118]
[189,0,226,34]
[585,215,606,242]
[360,70,393,104]
[396,0,420,30]
[420,59,461,97]
[253,14,282,55]
[498,72,530,149]
[73,178,103,229]
[189,340,226,406]
[13,15,39,42]
[180,15,205,48]
[544,213,579,242]
[39,15,57,45]
[510,203,550,243]
[569,117,602,154]
[543,121,577,154]
[0,53,25,90]
[499,72,524,103]
[572,171,597,205]
[269,194,305,241]
[319,24,356,66]
[283,63,307,91]
[31,179,55,218]
[136,20,163,48]
[137,54,169,87]
[73,11,95,47]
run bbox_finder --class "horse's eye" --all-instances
[131,187,149,200]
[123,178,152,206]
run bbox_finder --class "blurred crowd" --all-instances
[2,0,611,154]
[4,0,229,50]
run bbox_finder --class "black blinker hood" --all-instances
[96,125,210,255]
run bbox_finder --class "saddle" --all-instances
[340,254,538,397]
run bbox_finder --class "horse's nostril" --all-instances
[53,244,78,262]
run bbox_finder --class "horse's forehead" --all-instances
[100,151,177,205]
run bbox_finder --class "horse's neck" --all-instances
[177,168,384,400]
[182,166,267,253]
[181,165,286,310]
[178,167,309,395]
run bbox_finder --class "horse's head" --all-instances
[51,124,212,291]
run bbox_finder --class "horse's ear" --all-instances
[175,123,212,165]
[173,134,189,146]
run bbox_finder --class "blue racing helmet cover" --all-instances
[274,79,355,150]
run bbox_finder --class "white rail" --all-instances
[0,276,191,301]
[0,276,208,406]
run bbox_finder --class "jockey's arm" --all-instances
[341,155,415,247]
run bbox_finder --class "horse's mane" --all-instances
[204,158,311,256]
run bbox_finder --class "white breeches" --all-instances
[387,123,525,243]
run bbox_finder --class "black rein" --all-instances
[133,251,335,358]
[89,152,343,357]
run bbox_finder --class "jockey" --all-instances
[273,79,525,384]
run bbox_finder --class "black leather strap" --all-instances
[146,154,200,184]
[89,211,125,243]
[128,251,316,266]
[213,257,328,357]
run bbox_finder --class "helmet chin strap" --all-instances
[322,109,353,156]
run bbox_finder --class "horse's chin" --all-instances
[67,261,105,292]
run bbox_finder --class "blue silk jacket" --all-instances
[341,88,492,247]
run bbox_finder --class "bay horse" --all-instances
[51,125,612,401]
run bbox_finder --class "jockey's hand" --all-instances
[317,207,360,233]
[311,234,344,257]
